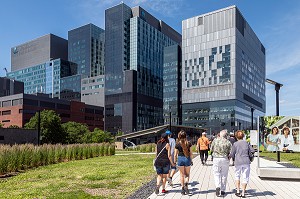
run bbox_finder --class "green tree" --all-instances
[116,131,123,136]
[62,121,90,144]
[263,116,284,128]
[82,128,114,143]
[25,110,66,144]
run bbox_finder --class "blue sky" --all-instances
[1,0,300,116]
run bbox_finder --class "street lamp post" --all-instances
[266,78,283,162]
[251,107,254,130]
[169,105,172,131]
[37,110,41,145]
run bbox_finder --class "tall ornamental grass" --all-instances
[123,143,156,152]
[0,143,115,175]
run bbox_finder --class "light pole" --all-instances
[266,78,283,162]
[37,110,41,145]
[169,105,171,131]
[266,79,283,116]
[251,107,254,130]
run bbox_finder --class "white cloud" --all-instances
[264,9,300,75]
[72,0,184,27]
[132,0,184,17]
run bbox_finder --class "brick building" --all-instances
[0,93,103,131]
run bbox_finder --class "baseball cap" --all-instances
[161,133,168,139]
[230,132,234,136]
[202,132,206,135]
[165,130,172,135]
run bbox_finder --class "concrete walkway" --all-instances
[148,155,300,199]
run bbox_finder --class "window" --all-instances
[198,17,203,25]
[2,100,11,107]
[225,44,231,52]
[212,47,217,55]
[12,99,20,106]
[2,110,11,115]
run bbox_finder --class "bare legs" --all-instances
[236,180,247,196]
[156,174,168,189]
[178,166,191,194]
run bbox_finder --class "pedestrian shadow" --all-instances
[192,189,216,195]
[169,181,199,189]
[246,189,276,197]
[190,180,199,187]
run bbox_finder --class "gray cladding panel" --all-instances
[11,34,67,71]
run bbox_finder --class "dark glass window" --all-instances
[198,17,203,25]
[24,99,38,106]
[2,110,11,115]
[40,101,55,108]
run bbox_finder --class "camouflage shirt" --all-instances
[210,137,232,158]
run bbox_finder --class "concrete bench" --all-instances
[257,167,300,180]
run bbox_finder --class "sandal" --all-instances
[235,192,241,197]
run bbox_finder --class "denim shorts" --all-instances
[177,156,191,166]
[156,165,170,174]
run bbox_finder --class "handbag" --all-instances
[248,144,254,162]
[153,145,167,171]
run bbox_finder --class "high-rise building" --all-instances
[68,23,105,78]
[163,45,182,126]
[0,77,24,97]
[182,6,266,133]
[105,3,181,134]
[7,59,79,100]
[11,34,68,71]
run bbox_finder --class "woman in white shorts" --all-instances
[230,130,255,198]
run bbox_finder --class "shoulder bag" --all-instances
[153,145,167,171]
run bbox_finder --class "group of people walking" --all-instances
[154,129,254,198]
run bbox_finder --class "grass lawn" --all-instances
[0,154,155,199]
[115,150,141,154]
[260,151,300,168]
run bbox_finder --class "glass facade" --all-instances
[60,75,81,101]
[182,99,264,134]
[182,6,266,133]
[7,59,79,99]
[105,3,181,133]
[163,45,182,126]
[105,4,132,95]
[68,24,105,78]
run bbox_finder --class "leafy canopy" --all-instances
[25,110,67,144]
